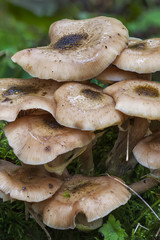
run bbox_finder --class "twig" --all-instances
[134,222,149,234]
[25,203,52,240]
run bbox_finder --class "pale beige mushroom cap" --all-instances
[54,82,125,130]
[4,114,95,165]
[104,80,160,119]
[133,131,160,169]
[33,174,131,229]
[96,64,151,84]
[0,160,62,202]
[11,16,128,82]
[113,38,160,73]
[0,78,61,122]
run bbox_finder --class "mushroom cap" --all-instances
[133,131,160,169]
[33,174,131,229]
[0,160,62,202]
[4,114,95,165]
[113,38,160,73]
[0,78,61,122]
[53,82,125,130]
[96,64,151,84]
[103,79,160,120]
[11,16,129,82]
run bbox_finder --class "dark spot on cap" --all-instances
[22,186,26,191]
[2,97,11,103]
[52,33,88,50]
[48,183,53,189]
[67,181,91,194]
[129,42,146,50]
[3,85,38,97]
[74,121,83,129]
[81,89,102,100]
[27,49,32,53]
[45,146,51,152]
[42,91,47,96]
[105,46,107,49]
[135,85,159,97]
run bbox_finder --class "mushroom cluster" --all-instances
[0,16,159,233]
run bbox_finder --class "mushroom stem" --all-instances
[79,142,94,176]
[105,117,149,176]
[129,177,159,194]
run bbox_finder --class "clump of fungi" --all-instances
[0,16,160,237]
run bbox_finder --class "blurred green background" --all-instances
[0,1,160,240]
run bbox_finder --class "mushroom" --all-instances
[113,38,160,73]
[96,64,151,85]
[133,131,160,169]
[0,160,62,202]
[0,78,61,122]
[44,146,87,176]
[11,16,129,82]
[32,174,131,229]
[105,117,150,175]
[4,114,95,165]
[103,79,160,120]
[53,82,126,130]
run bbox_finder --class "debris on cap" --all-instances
[0,78,61,122]
[113,38,160,73]
[133,131,160,169]
[0,160,63,202]
[32,174,131,229]
[54,82,126,130]
[11,16,129,82]
[96,64,151,84]
[4,114,95,165]
[104,80,160,120]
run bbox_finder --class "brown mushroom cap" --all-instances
[113,38,160,73]
[103,79,160,120]
[96,64,151,84]
[54,82,125,130]
[33,174,131,229]
[0,78,61,122]
[11,16,128,82]
[0,160,62,202]
[133,131,160,169]
[4,114,95,165]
